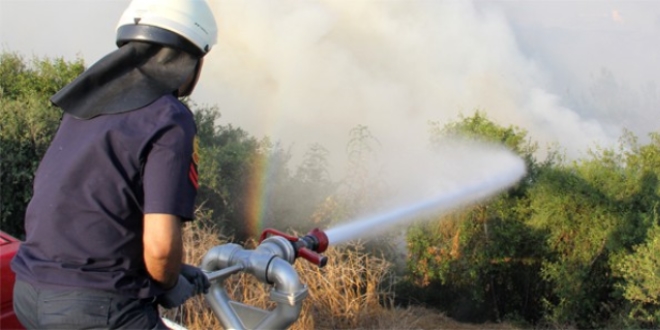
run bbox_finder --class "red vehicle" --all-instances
[1,230,24,330]
[0,230,185,330]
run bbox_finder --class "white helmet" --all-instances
[116,0,218,56]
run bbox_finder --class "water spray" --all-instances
[324,153,526,245]
[200,142,526,329]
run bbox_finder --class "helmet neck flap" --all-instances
[50,41,198,119]
[50,0,218,119]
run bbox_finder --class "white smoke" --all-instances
[195,0,627,172]
[2,1,657,168]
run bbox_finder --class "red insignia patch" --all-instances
[189,136,200,189]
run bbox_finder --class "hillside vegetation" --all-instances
[3,52,660,329]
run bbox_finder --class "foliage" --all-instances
[6,52,660,329]
[0,52,84,238]
[192,103,336,241]
[0,52,84,100]
[613,223,660,327]
[0,51,336,245]
[192,104,260,239]
[404,111,552,323]
[528,165,622,326]
[331,125,386,225]
[405,113,660,328]
[291,143,337,231]
[527,132,660,328]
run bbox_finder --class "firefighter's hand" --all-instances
[158,275,196,309]
[180,264,210,295]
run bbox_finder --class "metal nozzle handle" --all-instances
[298,247,328,268]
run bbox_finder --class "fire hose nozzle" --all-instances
[259,228,329,268]
[297,247,328,268]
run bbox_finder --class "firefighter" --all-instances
[11,0,217,328]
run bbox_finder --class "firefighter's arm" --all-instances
[143,213,183,289]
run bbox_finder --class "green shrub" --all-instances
[404,112,552,323]
[612,219,660,328]
[0,53,83,238]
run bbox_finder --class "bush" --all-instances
[612,219,660,328]
[404,112,552,323]
[0,52,83,238]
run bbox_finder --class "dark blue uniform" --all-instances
[11,95,199,299]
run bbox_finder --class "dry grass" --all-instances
[161,222,516,330]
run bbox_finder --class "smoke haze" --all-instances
[2,0,659,174]
[192,0,659,172]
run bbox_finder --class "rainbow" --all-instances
[243,151,272,238]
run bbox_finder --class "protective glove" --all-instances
[180,264,211,295]
[157,274,196,309]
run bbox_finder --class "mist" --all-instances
[2,0,658,176]
[324,138,527,244]
[191,0,659,176]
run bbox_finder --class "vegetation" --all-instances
[405,117,660,328]
[403,113,553,324]
[159,220,513,330]
[3,52,660,329]
[0,52,84,237]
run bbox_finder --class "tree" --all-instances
[527,131,660,327]
[405,111,553,323]
[0,52,84,238]
[192,105,261,239]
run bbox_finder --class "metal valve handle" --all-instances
[259,228,329,268]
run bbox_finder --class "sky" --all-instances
[2,0,659,173]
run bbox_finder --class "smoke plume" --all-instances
[194,0,659,174]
